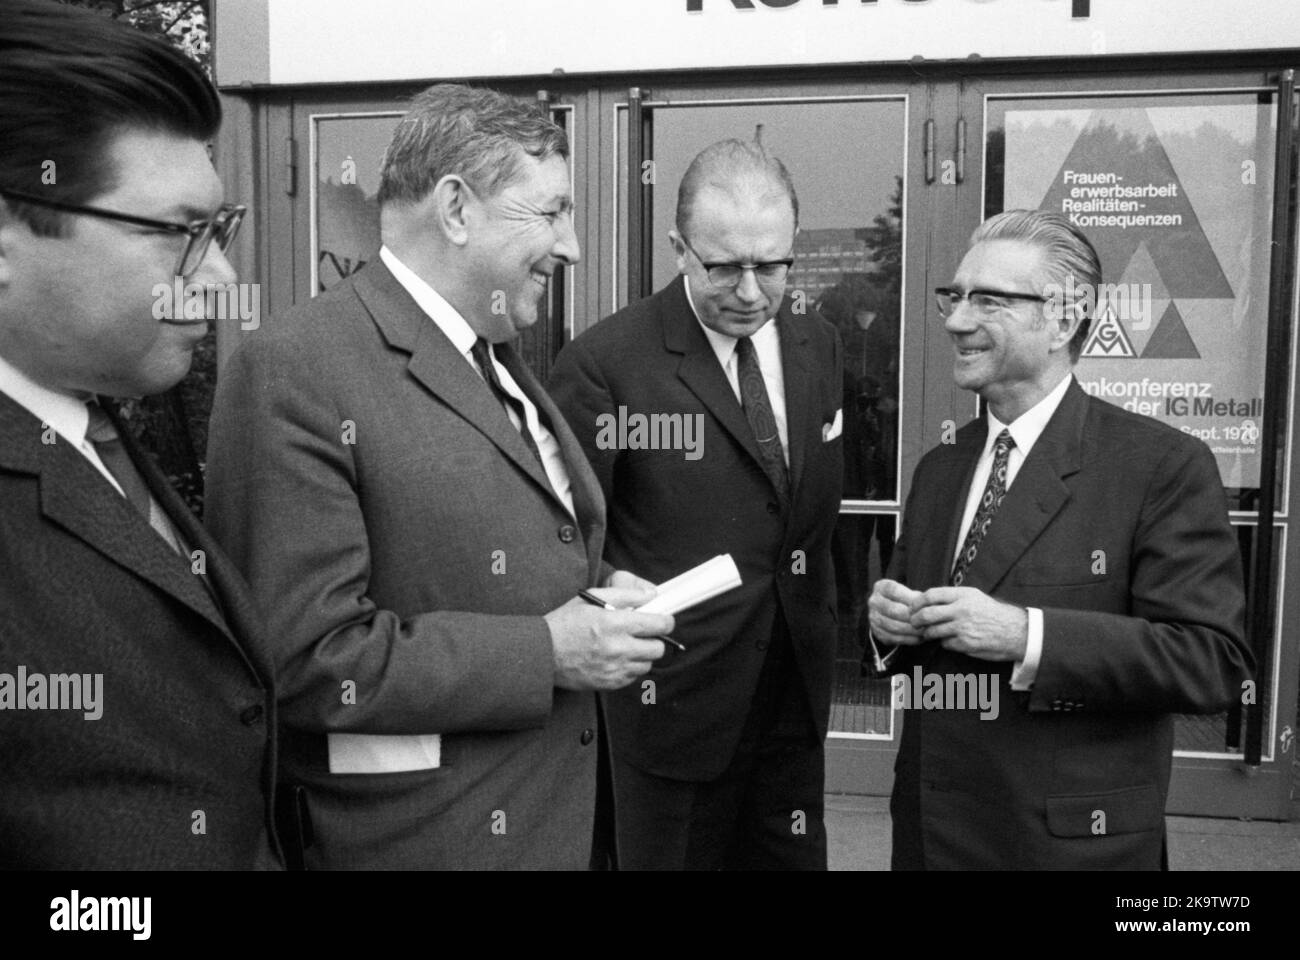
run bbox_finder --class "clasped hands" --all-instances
[867,578,1028,663]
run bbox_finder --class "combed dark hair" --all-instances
[0,0,220,236]
[378,83,568,207]
[675,138,799,239]
[971,209,1102,362]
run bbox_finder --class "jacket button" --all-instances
[558,524,576,543]
[240,704,264,726]
[766,502,779,515]
[580,728,594,745]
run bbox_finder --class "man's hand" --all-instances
[603,569,657,593]
[546,586,674,691]
[867,579,927,646]
[909,586,1028,662]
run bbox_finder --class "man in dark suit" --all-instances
[0,0,280,869]
[205,84,672,870]
[550,139,844,869]
[868,209,1253,870]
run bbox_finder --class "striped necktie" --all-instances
[471,338,543,465]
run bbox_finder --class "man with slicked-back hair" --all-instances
[0,0,281,869]
[869,210,1253,869]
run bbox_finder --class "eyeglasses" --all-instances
[679,235,794,289]
[0,187,246,279]
[934,286,1048,318]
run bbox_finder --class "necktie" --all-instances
[471,338,543,465]
[950,428,1015,586]
[735,335,789,502]
[84,402,183,554]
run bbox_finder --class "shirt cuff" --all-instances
[1009,607,1042,691]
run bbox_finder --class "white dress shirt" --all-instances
[683,277,789,465]
[0,352,122,491]
[0,352,185,553]
[953,372,1074,690]
[380,246,576,519]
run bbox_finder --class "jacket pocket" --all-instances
[1045,784,1162,837]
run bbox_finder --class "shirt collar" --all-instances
[381,245,479,359]
[0,352,93,445]
[984,372,1074,460]
[683,275,778,369]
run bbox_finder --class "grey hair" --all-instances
[675,138,799,238]
[378,83,567,207]
[970,209,1102,362]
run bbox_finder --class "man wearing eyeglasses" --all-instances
[0,1,280,869]
[550,138,844,869]
[868,210,1252,870]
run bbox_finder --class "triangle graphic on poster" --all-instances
[1082,305,1137,358]
[1141,302,1200,359]
[1038,108,1234,301]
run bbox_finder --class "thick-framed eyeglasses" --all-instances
[934,286,1049,318]
[679,234,794,289]
[0,187,246,279]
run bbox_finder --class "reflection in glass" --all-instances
[315,115,398,291]
[829,513,897,736]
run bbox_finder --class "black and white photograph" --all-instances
[0,0,1296,941]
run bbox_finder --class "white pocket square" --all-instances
[823,408,843,442]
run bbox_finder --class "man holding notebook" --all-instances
[206,84,671,870]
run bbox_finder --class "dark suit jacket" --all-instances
[205,258,609,870]
[549,276,844,781]
[0,392,281,869]
[885,378,1252,870]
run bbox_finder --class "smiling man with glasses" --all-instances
[0,0,280,870]
[868,209,1251,870]
[551,137,845,870]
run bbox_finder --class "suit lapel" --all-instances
[916,422,986,587]
[0,392,231,640]
[354,260,566,512]
[502,347,608,577]
[661,277,780,498]
[962,379,1087,592]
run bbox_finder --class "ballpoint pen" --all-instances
[577,589,686,652]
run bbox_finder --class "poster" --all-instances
[991,94,1276,490]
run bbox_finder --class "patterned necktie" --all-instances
[85,402,182,554]
[471,338,543,465]
[950,429,1015,586]
[735,335,789,502]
